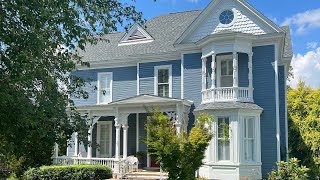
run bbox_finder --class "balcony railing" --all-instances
[202,87,253,103]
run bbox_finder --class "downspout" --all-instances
[274,43,281,166]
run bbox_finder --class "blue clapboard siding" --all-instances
[128,114,137,156]
[252,45,277,178]
[71,66,137,106]
[184,53,202,107]
[238,53,249,87]
[278,66,287,160]
[139,60,181,98]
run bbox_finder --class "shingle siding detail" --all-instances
[71,66,137,106]
[139,60,181,98]
[252,45,277,177]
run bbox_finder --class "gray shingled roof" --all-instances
[80,10,202,62]
[195,102,263,111]
[79,9,292,62]
[281,26,293,58]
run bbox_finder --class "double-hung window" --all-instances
[98,72,112,104]
[217,117,230,161]
[217,55,233,87]
[244,117,255,161]
[154,65,172,97]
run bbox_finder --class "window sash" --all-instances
[217,117,230,161]
[98,73,112,104]
[157,68,170,97]
[244,118,255,161]
[99,123,111,157]
[219,58,233,87]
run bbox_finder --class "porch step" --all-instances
[124,170,168,179]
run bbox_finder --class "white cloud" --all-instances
[281,8,320,34]
[288,47,320,89]
[307,42,318,49]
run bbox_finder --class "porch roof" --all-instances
[72,94,193,112]
[195,102,263,111]
[108,94,193,107]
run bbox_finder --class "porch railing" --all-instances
[53,156,137,177]
[202,87,253,103]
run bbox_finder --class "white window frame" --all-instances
[97,72,113,104]
[216,54,233,87]
[217,116,231,162]
[96,121,113,158]
[154,65,172,97]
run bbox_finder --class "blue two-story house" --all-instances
[57,0,292,179]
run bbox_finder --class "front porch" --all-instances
[54,95,192,176]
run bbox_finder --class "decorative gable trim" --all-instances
[119,24,154,46]
[174,0,284,45]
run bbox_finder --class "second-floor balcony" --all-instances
[201,52,254,103]
[202,87,253,103]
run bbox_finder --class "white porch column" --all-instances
[122,125,129,159]
[87,126,93,159]
[211,54,216,89]
[248,52,253,101]
[176,104,183,134]
[115,119,121,159]
[233,52,239,99]
[74,132,79,157]
[201,57,207,91]
[54,143,59,157]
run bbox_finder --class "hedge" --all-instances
[23,164,112,180]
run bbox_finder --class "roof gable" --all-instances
[176,0,283,44]
[119,24,154,46]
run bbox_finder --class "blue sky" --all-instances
[130,0,320,88]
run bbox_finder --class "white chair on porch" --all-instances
[126,156,139,172]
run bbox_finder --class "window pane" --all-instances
[221,61,227,75]
[100,124,110,157]
[248,119,254,138]
[158,84,169,97]
[220,76,233,87]
[228,60,233,75]
[158,69,169,83]
[218,140,230,160]
[100,88,111,103]
[218,117,230,161]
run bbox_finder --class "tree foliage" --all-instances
[287,81,320,177]
[146,108,213,180]
[268,158,309,180]
[0,0,144,176]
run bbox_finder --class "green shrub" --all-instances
[268,158,309,180]
[23,164,112,180]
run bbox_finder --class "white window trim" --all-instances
[96,121,113,158]
[218,8,238,28]
[216,54,233,87]
[154,65,172,97]
[97,72,113,104]
[216,116,231,162]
